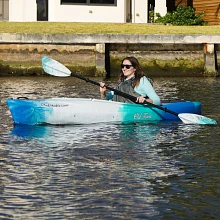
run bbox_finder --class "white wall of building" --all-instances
[9,0,127,23]
[9,0,36,22]
[155,0,167,17]
[132,0,148,23]
[51,0,126,23]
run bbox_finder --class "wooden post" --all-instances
[204,43,218,76]
[95,43,106,76]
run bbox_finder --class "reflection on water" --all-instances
[0,77,220,219]
[0,123,188,219]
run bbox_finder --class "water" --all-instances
[0,76,220,219]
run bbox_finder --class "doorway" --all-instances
[0,0,9,21]
[148,0,155,23]
[37,0,48,21]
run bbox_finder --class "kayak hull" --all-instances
[6,98,202,125]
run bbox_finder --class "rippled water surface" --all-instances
[0,76,220,219]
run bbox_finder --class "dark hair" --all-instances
[119,56,146,88]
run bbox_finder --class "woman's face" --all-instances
[121,59,136,79]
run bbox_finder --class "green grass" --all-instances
[1,22,220,34]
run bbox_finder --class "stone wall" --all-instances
[0,33,219,77]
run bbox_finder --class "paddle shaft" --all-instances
[70,72,179,117]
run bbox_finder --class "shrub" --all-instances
[149,10,155,23]
[154,5,206,26]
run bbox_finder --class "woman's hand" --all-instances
[136,96,153,104]
[99,82,106,98]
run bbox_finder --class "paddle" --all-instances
[42,56,217,125]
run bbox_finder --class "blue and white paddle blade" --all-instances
[42,56,71,77]
[178,113,217,125]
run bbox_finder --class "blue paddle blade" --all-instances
[42,56,71,77]
[178,113,217,125]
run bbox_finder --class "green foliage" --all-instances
[149,10,155,23]
[154,5,206,26]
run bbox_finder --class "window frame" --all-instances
[60,0,117,6]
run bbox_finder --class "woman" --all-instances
[100,56,161,105]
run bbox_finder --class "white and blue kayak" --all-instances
[5,56,217,126]
[6,97,205,125]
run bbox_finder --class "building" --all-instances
[0,0,219,24]
[4,0,167,23]
[193,0,220,25]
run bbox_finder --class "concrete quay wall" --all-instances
[0,33,219,77]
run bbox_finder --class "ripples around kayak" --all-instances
[0,77,220,219]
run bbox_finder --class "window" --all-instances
[37,0,48,21]
[61,0,117,6]
[90,0,115,3]
[62,0,86,3]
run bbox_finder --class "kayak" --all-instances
[6,97,202,125]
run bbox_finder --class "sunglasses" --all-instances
[121,64,133,69]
